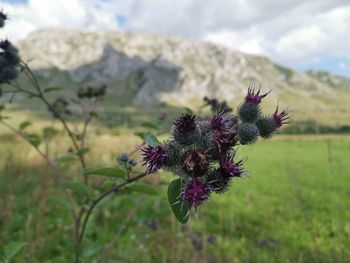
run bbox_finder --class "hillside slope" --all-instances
[15,29,350,124]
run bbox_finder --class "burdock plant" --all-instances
[0,8,289,262]
[141,84,289,223]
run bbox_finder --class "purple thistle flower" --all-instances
[211,112,229,131]
[219,155,244,178]
[182,178,210,211]
[211,129,238,154]
[141,145,167,173]
[245,85,270,104]
[173,114,197,134]
[273,106,289,127]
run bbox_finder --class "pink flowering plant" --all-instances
[141,86,289,223]
[0,9,289,262]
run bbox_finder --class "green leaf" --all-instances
[19,121,32,130]
[141,121,158,130]
[26,133,41,148]
[167,179,189,224]
[144,133,160,146]
[3,241,26,260]
[89,111,98,118]
[42,127,59,140]
[76,147,89,157]
[82,242,103,258]
[47,196,72,210]
[56,155,78,163]
[43,86,63,93]
[61,181,93,197]
[127,183,158,195]
[134,131,146,140]
[82,167,126,179]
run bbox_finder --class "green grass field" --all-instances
[1,127,349,262]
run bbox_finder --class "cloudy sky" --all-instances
[1,0,349,77]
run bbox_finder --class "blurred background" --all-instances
[0,0,349,262]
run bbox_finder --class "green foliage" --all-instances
[141,121,158,130]
[26,133,41,148]
[126,183,158,195]
[19,121,32,130]
[144,133,161,146]
[82,167,126,179]
[1,242,27,263]
[1,136,350,262]
[61,181,93,198]
[167,178,189,224]
[43,86,64,93]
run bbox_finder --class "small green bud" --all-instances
[238,102,261,123]
[237,123,259,145]
[256,117,277,138]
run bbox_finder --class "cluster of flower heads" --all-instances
[77,85,107,99]
[0,11,21,86]
[49,96,71,118]
[203,96,232,114]
[141,85,289,216]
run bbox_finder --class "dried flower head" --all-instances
[211,129,238,154]
[182,149,210,177]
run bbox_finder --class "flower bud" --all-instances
[237,123,259,145]
[3,50,20,66]
[163,140,182,167]
[0,55,7,68]
[256,117,276,138]
[0,66,18,82]
[238,101,261,123]
[273,107,289,128]
[0,40,18,53]
[172,114,200,146]
[206,170,231,194]
[245,85,270,104]
[118,153,129,162]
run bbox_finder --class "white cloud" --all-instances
[1,0,121,40]
[204,29,266,55]
[1,0,350,75]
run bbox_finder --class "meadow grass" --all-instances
[0,130,349,262]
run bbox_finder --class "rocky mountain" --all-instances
[16,29,350,124]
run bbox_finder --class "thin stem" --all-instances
[20,64,88,179]
[78,172,147,246]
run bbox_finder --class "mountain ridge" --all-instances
[14,28,350,125]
